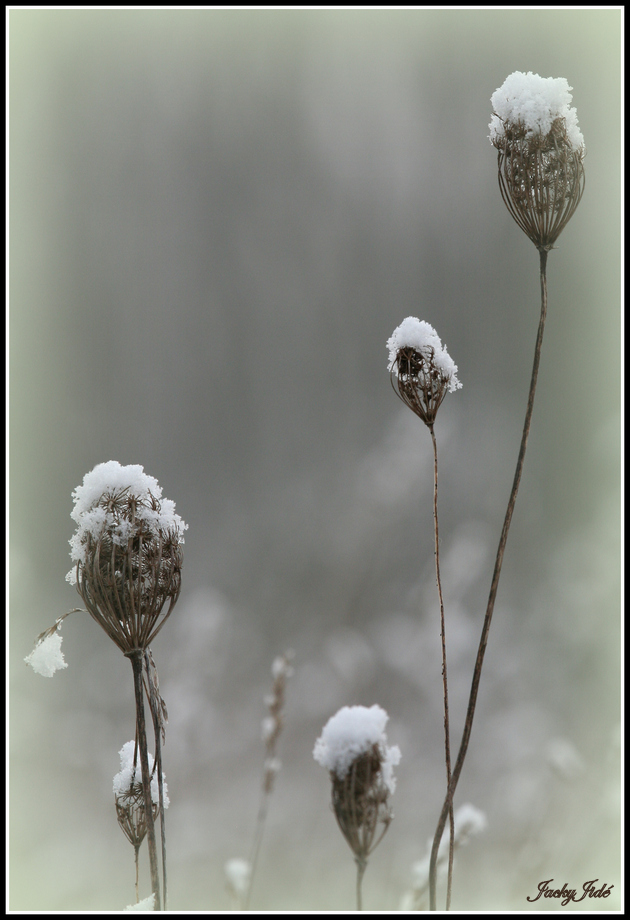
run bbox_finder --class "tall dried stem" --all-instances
[429,424,455,909]
[144,649,169,910]
[244,652,293,909]
[356,856,367,911]
[429,249,549,909]
[134,845,140,904]
[128,649,162,911]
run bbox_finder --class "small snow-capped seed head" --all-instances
[489,71,585,251]
[387,317,461,427]
[113,740,169,848]
[114,782,159,849]
[314,704,401,864]
[67,461,187,654]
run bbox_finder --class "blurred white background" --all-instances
[9,8,620,911]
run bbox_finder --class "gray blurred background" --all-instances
[9,8,621,912]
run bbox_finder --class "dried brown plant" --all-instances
[67,465,185,911]
[492,116,585,251]
[389,346,452,428]
[388,322,459,908]
[73,487,183,655]
[330,744,394,910]
[116,781,159,850]
[244,651,294,909]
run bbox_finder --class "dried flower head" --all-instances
[489,71,585,251]
[115,783,159,850]
[67,461,187,653]
[114,740,169,848]
[387,317,461,427]
[314,705,401,865]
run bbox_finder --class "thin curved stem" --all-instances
[356,856,367,911]
[134,844,140,903]
[429,425,455,909]
[143,650,168,910]
[128,650,162,911]
[429,248,549,909]
[245,788,269,909]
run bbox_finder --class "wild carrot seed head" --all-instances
[387,317,461,427]
[489,71,585,251]
[314,704,401,863]
[113,739,168,847]
[67,461,187,653]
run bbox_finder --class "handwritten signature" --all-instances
[527,878,614,907]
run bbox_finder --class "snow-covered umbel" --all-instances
[387,318,461,393]
[489,72,585,251]
[67,461,186,652]
[489,71,584,152]
[387,318,461,427]
[67,461,187,585]
[113,740,169,808]
[313,704,401,793]
[314,704,401,869]
[24,631,68,677]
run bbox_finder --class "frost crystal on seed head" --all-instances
[314,704,401,790]
[24,631,68,677]
[67,460,187,583]
[387,318,461,392]
[489,71,584,153]
[113,740,169,807]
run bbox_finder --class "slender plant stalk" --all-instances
[356,856,367,911]
[429,249,549,909]
[134,844,140,903]
[152,715,168,910]
[429,424,455,909]
[155,744,167,910]
[128,650,162,911]
[144,650,168,910]
[245,791,269,909]
[244,651,292,909]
